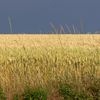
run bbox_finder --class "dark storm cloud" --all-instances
[0,0,100,33]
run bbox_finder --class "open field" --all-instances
[0,34,100,100]
[0,34,100,48]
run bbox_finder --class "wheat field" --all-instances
[0,34,100,100]
[0,34,100,48]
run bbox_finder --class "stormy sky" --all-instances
[0,0,100,33]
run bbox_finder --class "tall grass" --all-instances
[8,16,13,33]
[0,34,100,99]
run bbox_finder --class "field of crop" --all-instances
[0,34,100,100]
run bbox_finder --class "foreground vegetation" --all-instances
[0,34,100,100]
